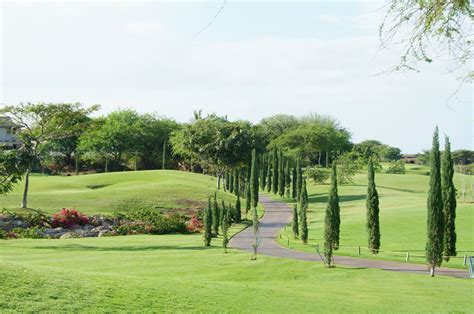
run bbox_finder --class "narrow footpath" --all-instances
[229,194,469,279]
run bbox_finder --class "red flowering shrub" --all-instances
[52,209,89,228]
[186,216,203,233]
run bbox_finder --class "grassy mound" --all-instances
[0,170,235,215]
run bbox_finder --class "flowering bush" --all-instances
[115,221,156,235]
[52,209,89,228]
[186,216,203,233]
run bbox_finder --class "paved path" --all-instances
[229,194,469,279]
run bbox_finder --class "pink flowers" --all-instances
[186,216,203,233]
[52,208,89,228]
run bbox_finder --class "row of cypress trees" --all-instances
[426,127,457,276]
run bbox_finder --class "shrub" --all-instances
[386,160,405,174]
[11,227,44,239]
[186,216,203,233]
[115,221,156,235]
[114,209,188,235]
[52,209,89,228]
[305,167,330,184]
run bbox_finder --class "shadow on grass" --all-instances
[308,194,366,204]
[352,184,423,194]
[24,244,215,252]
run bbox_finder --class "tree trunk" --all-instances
[430,266,435,277]
[217,174,221,190]
[326,152,329,168]
[21,169,30,209]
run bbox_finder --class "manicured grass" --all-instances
[0,170,237,215]
[277,164,474,268]
[1,235,472,313]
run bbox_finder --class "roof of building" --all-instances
[0,116,20,128]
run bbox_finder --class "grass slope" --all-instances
[277,164,474,268]
[0,170,237,215]
[1,235,472,313]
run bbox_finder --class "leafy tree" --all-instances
[292,204,299,238]
[170,115,254,189]
[0,148,30,195]
[324,163,340,266]
[386,160,405,174]
[272,148,279,194]
[1,103,98,208]
[212,193,220,235]
[305,166,330,184]
[204,197,212,246]
[442,136,457,261]
[258,114,300,142]
[426,127,444,277]
[452,149,474,165]
[278,151,285,197]
[366,158,381,255]
[336,151,364,184]
[300,179,309,243]
[381,0,472,81]
[250,148,259,208]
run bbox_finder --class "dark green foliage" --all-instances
[162,140,167,170]
[299,179,308,243]
[266,159,272,193]
[225,171,230,191]
[306,167,330,184]
[235,195,242,223]
[245,182,251,214]
[212,193,220,235]
[324,163,340,266]
[234,168,240,196]
[296,158,303,201]
[250,148,259,208]
[260,154,267,191]
[204,197,212,246]
[386,160,405,174]
[426,127,444,276]
[442,136,457,261]
[229,170,234,194]
[278,151,285,197]
[220,200,226,226]
[292,204,299,238]
[366,158,381,255]
[285,159,291,198]
[222,203,230,252]
[272,148,279,194]
[292,165,297,199]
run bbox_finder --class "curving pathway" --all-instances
[229,194,469,279]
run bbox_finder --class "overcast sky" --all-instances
[1,1,472,153]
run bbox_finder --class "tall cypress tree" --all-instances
[296,158,303,201]
[278,151,285,197]
[204,197,212,246]
[442,136,457,262]
[292,165,297,199]
[245,181,251,215]
[225,171,230,191]
[366,158,381,255]
[292,204,299,238]
[234,168,240,196]
[260,154,267,191]
[266,159,272,193]
[426,127,444,276]
[300,178,309,243]
[212,192,220,235]
[235,194,242,223]
[324,163,340,266]
[272,148,279,194]
[221,203,229,253]
[250,148,259,208]
[285,159,291,198]
[229,170,234,194]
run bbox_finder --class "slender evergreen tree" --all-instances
[266,159,272,193]
[272,148,279,194]
[220,200,226,226]
[296,158,303,201]
[234,168,240,196]
[292,204,299,238]
[285,159,291,198]
[324,163,340,266]
[278,151,285,197]
[260,154,267,191]
[204,197,212,246]
[235,194,242,223]
[221,203,229,253]
[366,158,381,255]
[225,171,230,191]
[251,206,259,260]
[212,192,220,235]
[442,136,457,262]
[245,181,251,215]
[229,170,234,194]
[250,149,260,208]
[300,178,309,243]
[292,165,297,199]
[426,127,444,276]
[162,140,167,170]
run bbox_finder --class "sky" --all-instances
[0,0,472,153]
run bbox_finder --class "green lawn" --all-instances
[1,235,472,313]
[277,164,474,268]
[0,170,237,215]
